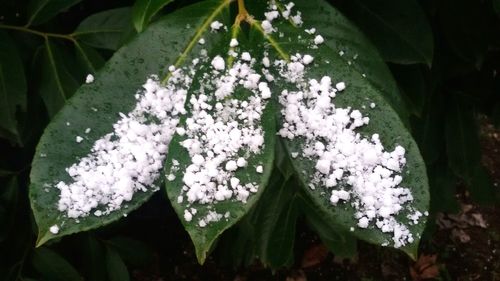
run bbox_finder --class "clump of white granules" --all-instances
[276,54,421,248]
[170,52,271,227]
[56,66,192,219]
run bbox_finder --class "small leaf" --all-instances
[80,234,107,281]
[73,8,135,50]
[133,0,174,32]
[445,96,481,180]
[33,40,79,117]
[31,247,82,281]
[0,31,27,144]
[107,236,154,267]
[105,245,130,281]
[339,0,434,65]
[26,0,82,26]
[467,164,496,205]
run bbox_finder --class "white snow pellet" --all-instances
[241,52,252,61]
[184,210,193,222]
[85,74,94,83]
[256,165,263,173]
[236,157,247,167]
[211,56,225,70]
[261,20,274,34]
[370,102,376,109]
[198,38,205,45]
[85,128,91,134]
[335,82,346,91]
[229,38,239,47]
[210,21,223,31]
[225,160,238,171]
[49,225,59,234]
[302,54,314,65]
[76,136,83,143]
[314,35,324,45]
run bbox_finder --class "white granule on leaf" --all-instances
[336,82,346,91]
[211,55,225,71]
[198,38,205,45]
[49,225,59,234]
[261,20,274,34]
[85,128,91,134]
[85,74,94,84]
[76,136,83,143]
[277,55,421,248]
[55,65,192,219]
[256,165,263,173]
[305,28,316,34]
[370,102,376,109]
[314,35,324,45]
[210,21,223,31]
[302,54,314,65]
[174,54,269,217]
[229,38,239,47]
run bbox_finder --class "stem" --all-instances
[0,24,75,42]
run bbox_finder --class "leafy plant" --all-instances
[0,0,498,279]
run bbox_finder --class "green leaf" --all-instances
[439,0,492,68]
[494,0,500,18]
[445,96,481,180]
[105,245,130,281]
[133,0,174,32]
[428,165,459,213]
[292,0,409,123]
[31,247,82,281]
[164,78,277,264]
[26,0,82,26]
[0,176,19,242]
[265,7,429,259]
[390,64,427,117]
[33,40,79,117]
[467,164,497,205]
[412,92,445,164]
[339,0,434,65]
[0,31,27,144]
[73,8,136,51]
[30,0,234,249]
[107,236,154,267]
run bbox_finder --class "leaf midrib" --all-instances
[161,0,233,84]
[44,40,67,102]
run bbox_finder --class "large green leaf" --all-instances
[30,0,234,246]
[251,1,429,259]
[133,0,174,32]
[26,0,82,26]
[338,0,434,66]
[163,38,277,263]
[0,31,27,144]
[73,8,136,51]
